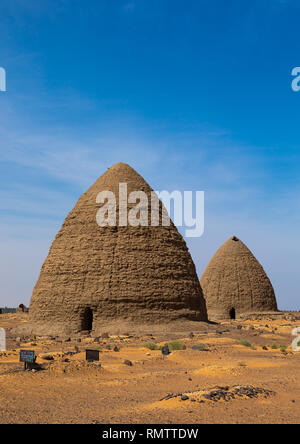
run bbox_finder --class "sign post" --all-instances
[86,349,100,362]
[161,344,170,359]
[20,350,36,370]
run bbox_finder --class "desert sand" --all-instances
[0,312,299,424]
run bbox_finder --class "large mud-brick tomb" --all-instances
[29,163,207,335]
[200,236,278,320]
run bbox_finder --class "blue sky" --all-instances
[0,0,299,309]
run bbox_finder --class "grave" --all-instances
[86,349,100,362]
[20,350,36,370]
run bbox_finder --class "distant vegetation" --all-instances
[0,307,16,314]
[238,340,252,348]
[143,342,160,350]
[238,361,247,367]
[142,341,185,351]
[279,310,300,313]
[167,341,184,351]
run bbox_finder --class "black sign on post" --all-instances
[86,349,100,362]
[20,350,36,370]
[161,345,170,358]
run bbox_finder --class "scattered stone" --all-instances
[160,393,176,401]
[162,385,275,404]
[91,361,102,368]
[189,332,194,338]
[114,346,119,352]
[40,354,54,361]
[124,360,133,366]
[64,351,75,357]
[215,386,230,391]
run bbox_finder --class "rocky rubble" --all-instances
[161,385,275,404]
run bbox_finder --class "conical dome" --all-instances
[200,236,278,320]
[29,163,207,335]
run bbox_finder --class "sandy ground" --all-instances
[0,313,300,424]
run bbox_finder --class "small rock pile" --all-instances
[201,385,274,402]
[161,385,275,404]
